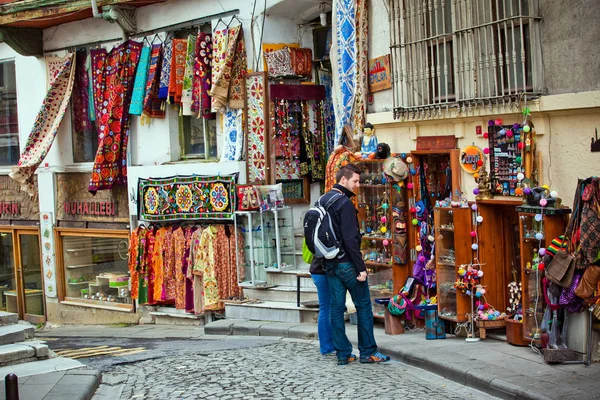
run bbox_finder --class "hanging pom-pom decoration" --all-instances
[477,270,484,278]
[407,183,414,190]
[476,215,484,223]
[535,232,544,241]
[488,120,494,127]
[515,156,522,164]
[513,123,520,131]
[540,198,548,207]
[470,231,477,238]
[483,132,489,139]
[410,207,417,213]
[495,119,502,126]
[406,156,413,164]
[518,142,524,149]
[412,218,419,225]
[534,214,543,222]
[381,226,387,233]
[383,239,389,246]
[517,172,525,181]
[382,203,389,210]
[523,125,531,133]
[524,187,532,195]
[473,188,480,195]
[550,191,558,198]
[471,204,478,211]
[477,160,483,167]
[416,245,423,252]
[428,235,435,242]
[506,129,514,138]
[410,168,417,175]
[381,216,387,223]
[515,188,523,196]
[483,147,490,155]
[472,243,479,250]
[539,248,546,256]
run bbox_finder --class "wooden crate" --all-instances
[475,318,506,339]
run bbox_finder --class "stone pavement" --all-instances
[36,322,600,400]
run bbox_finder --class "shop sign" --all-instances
[459,145,484,174]
[368,55,392,93]
[56,173,129,223]
[0,175,39,220]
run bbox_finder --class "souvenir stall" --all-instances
[131,174,243,316]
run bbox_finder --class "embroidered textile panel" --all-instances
[245,73,268,183]
[220,107,244,162]
[138,175,237,221]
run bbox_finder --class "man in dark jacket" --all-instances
[325,163,391,365]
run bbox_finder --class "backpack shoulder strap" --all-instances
[319,191,345,210]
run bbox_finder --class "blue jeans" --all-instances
[311,274,334,355]
[326,261,377,361]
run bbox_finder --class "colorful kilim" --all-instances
[353,0,368,138]
[220,107,244,162]
[10,53,76,196]
[245,74,268,183]
[332,0,357,145]
[169,39,187,103]
[195,33,214,118]
[142,43,165,120]
[138,175,237,221]
[158,41,172,100]
[129,46,151,116]
[181,34,197,115]
[88,40,142,193]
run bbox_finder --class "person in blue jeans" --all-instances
[325,163,391,365]
[310,258,334,355]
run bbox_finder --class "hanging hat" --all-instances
[382,156,408,182]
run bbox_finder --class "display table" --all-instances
[5,289,43,315]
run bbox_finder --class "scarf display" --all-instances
[129,46,151,116]
[318,69,336,155]
[10,53,76,196]
[210,26,246,112]
[352,0,368,137]
[181,35,197,116]
[73,50,91,133]
[168,39,187,103]
[142,43,165,121]
[158,41,172,100]
[220,107,244,162]
[331,0,357,145]
[88,40,142,194]
[193,33,214,118]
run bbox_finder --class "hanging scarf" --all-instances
[86,53,96,122]
[168,39,187,104]
[9,53,76,196]
[90,48,107,127]
[210,26,246,112]
[331,0,357,145]
[45,55,68,88]
[352,0,368,138]
[196,33,214,119]
[73,49,91,133]
[181,34,197,116]
[158,41,172,100]
[220,107,244,162]
[318,69,336,155]
[129,46,151,116]
[88,40,142,194]
[142,43,165,121]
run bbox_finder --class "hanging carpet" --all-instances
[129,45,151,116]
[88,40,142,194]
[210,25,247,112]
[142,43,166,121]
[168,38,187,104]
[158,41,172,100]
[9,53,76,196]
[194,32,214,118]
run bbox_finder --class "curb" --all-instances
[45,368,101,400]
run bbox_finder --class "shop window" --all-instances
[0,232,15,311]
[71,116,98,163]
[58,230,132,311]
[179,115,217,160]
[0,61,20,166]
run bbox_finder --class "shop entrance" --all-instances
[0,227,45,323]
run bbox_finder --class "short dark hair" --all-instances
[335,163,361,183]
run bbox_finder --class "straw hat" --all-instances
[382,156,408,182]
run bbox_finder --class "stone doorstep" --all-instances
[0,342,50,367]
[0,324,35,346]
[151,312,205,327]
[0,311,18,326]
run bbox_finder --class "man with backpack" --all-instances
[310,163,391,366]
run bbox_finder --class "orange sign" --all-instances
[368,55,392,93]
[459,146,484,174]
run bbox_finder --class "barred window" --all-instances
[389,0,542,118]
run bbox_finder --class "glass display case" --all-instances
[260,206,296,271]
[434,207,471,322]
[518,209,569,342]
[57,229,132,311]
[234,210,267,287]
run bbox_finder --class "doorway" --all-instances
[0,227,45,323]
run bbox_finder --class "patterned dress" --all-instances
[173,227,186,309]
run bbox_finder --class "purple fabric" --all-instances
[559,271,584,313]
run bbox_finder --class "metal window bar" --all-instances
[390,0,542,118]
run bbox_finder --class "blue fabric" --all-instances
[326,261,377,361]
[129,46,151,115]
[312,274,334,355]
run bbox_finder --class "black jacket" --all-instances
[327,184,366,273]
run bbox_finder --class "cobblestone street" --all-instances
[94,340,491,400]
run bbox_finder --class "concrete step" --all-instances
[0,311,18,326]
[0,323,35,345]
[0,357,85,379]
[266,270,314,287]
[0,340,51,367]
[242,285,319,303]
[224,301,319,324]
[150,308,206,326]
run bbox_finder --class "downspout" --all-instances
[91,0,101,18]
[91,0,131,41]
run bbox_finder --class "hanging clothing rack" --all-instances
[44,8,240,54]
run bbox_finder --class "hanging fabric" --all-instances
[352,0,368,138]
[9,53,76,196]
[45,55,70,88]
[210,25,246,112]
[129,45,151,116]
[168,38,187,104]
[86,53,96,122]
[317,70,336,155]
[73,50,92,133]
[158,41,172,100]
[193,33,214,118]
[88,40,142,194]
[142,43,165,121]
[90,48,107,123]
[220,107,244,162]
[181,34,197,116]
[331,0,357,145]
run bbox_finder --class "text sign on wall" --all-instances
[459,145,484,174]
[0,175,39,220]
[368,55,392,93]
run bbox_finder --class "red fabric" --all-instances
[289,48,313,77]
[168,39,186,103]
[88,40,142,193]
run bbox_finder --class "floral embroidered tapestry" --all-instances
[245,73,268,183]
[138,174,237,221]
